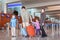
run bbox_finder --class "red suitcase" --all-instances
[26,25,35,37]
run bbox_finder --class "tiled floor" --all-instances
[0,29,60,40]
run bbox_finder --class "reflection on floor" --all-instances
[0,29,60,40]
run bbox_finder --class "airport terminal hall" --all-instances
[1,0,60,40]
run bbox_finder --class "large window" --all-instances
[7,2,22,15]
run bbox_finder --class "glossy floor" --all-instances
[0,29,60,40]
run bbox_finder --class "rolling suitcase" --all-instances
[26,25,35,37]
[20,28,27,36]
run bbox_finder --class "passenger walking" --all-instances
[32,19,41,36]
[21,6,31,28]
[10,15,17,37]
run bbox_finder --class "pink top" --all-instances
[32,21,40,29]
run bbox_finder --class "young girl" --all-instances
[32,19,41,36]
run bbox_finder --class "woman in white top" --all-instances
[21,6,31,28]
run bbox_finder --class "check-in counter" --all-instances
[0,13,23,29]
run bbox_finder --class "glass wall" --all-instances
[7,2,22,15]
[0,1,2,11]
[27,8,41,18]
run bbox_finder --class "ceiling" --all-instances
[21,0,60,5]
[1,0,60,20]
[34,5,60,19]
[21,0,60,20]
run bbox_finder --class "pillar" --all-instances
[51,18,55,36]
[2,0,7,13]
[3,3,7,13]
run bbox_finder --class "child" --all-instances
[10,15,17,37]
[32,19,41,36]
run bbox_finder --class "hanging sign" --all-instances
[7,2,22,8]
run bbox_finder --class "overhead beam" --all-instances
[25,0,60,8]
[5,0,20,3]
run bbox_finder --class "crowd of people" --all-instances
[6,6,47,38]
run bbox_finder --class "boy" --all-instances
[10,15,17,37]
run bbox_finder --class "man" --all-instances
[21,6,31,28]
[10,15,17,37]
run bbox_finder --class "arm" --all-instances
[32,22,36,25]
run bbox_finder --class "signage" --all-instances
[7,3,22,8]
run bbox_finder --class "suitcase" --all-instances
[26,25,35,37]
[20,28,27,36]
